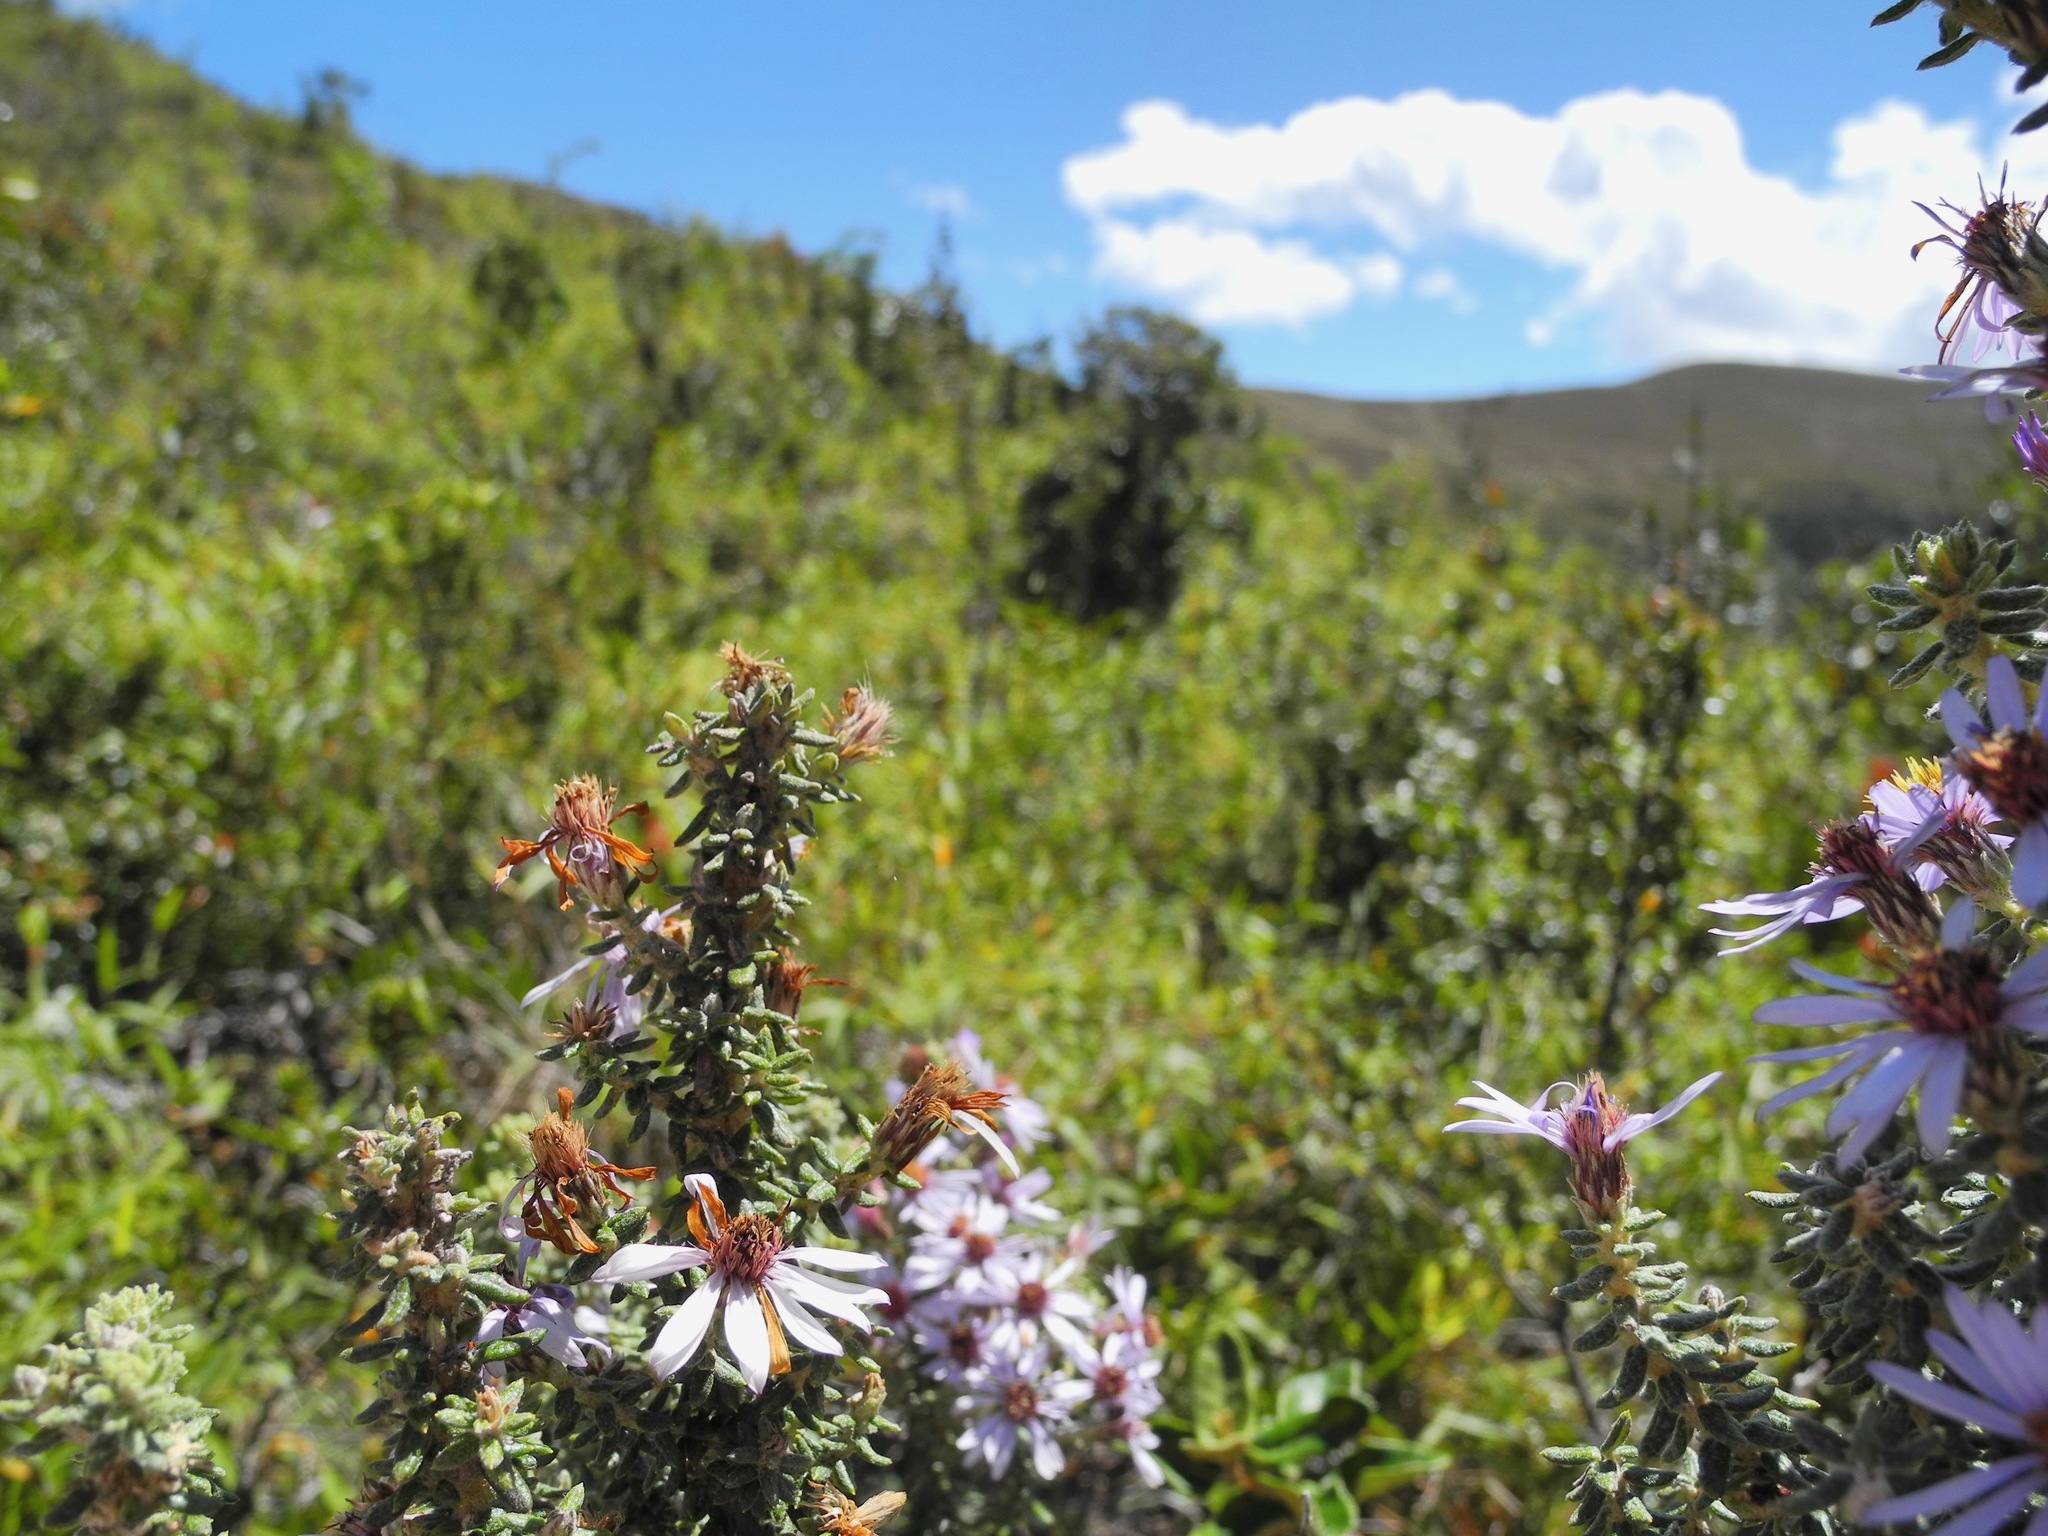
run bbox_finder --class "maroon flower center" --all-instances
[1015,1281,1049,1318]
[1958,730,2048,826]
[1094,1364,1128,1401]
[1559,1075,1630,1217]
[1003,1381,1038,1423]
[1892,948,2006,1037]
[1816,818,1893,879]
[713,1213,786,1285]
[963,1231,997,1264]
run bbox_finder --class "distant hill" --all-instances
[1254,363,2019,563]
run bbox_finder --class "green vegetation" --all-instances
[0,4,2028,1532]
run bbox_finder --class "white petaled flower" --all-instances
[970,1248,1099,1361]
[910,1309,997,1386]
[904,1194,1026,1295]
[1751,900,2048,1164]
[1864,1285,2048,1535]
[1070,1330,1164,1420]
[474,1284,610,1382]
[1943,656,2048,909]
[590,1173,888,1393]
[955,1346,1090,1481]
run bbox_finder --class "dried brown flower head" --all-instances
[867,1061,1015,1179]
[495,775,654,910]
[718,642,792,697]
[806,1484,906,1536]
[512,1088,657,1255]
[823,685,895,765]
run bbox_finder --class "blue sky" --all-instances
[73,0,2048,398]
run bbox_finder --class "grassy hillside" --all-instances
[1257,361,2015,563]
[0,5,2018,1534]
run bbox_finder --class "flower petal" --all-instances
[1944,1289,2048,1417]
[1913,1043,1968,1157]
[590,1243,710,1285]
[783,1245,888,1273]
[762,1273,844,1357]
[648,1271,725,1380]
[1608,1072,1720,1149]
[498,1174,534,1242]
[1867,1361,2032,1439]
[1863,1454,2041,1525]
[1754,995,1899,1027]
[1930,1330,2028,1410]
[772,1264,888,1327]
[1944,686,1990,751]
[2006,944,2048,1001]
[1914,1467,2045,1536]
[1943,897,1980,951]
[1990,658,2028,733]
[2016,824,2048,912]
[722,1283,773,1395]
[521,955,598,1009]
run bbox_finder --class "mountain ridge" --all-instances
[1253,361,2018,561]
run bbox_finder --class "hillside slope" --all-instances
[1257,362,2014,561]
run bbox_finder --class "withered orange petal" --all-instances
[760,1292,792,1377]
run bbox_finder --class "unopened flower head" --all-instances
[1915,183,2048,363]
[501,1088,656,1256]
[1947,657,2048,908]
[805,1484,906,1536]
[1445,1071,1722,1220]
[1752,899,2048,1162]
[871,1061,1017,1179]
[717,641,791,697]
[824,684,895,765]
[589,1173,889,1393]
[495,775,654,911]
[1863,1285,2048,1536]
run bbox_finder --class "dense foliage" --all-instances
[0,3,2033,1533]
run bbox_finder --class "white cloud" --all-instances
[1414,267,1474,311]
[1061,87,2048,369]
[908,182,974,219]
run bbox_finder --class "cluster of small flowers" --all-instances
[859,1031,1167,1487]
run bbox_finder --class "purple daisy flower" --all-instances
[1873,765,2013,901]
[1865,1285,2048,1535]
[1943,657,2048,910]
[1752,900,2048,1163]
[954,1345,1089,1480]
[1701,812,1936,954]
[1446,1072,1721,1218]
[1444,1073,1723,1154]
